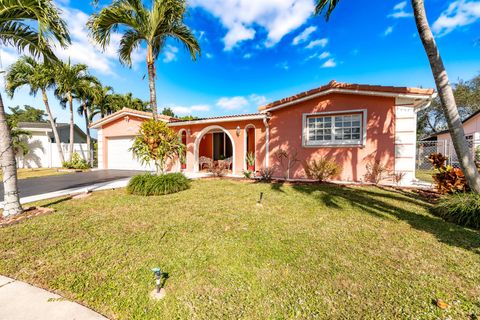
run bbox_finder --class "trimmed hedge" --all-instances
[127,173,190,196]
[432,192,480,229]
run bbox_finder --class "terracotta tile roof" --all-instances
[169,113,264,123]
[259,80,436,111]
[90,107,175,128]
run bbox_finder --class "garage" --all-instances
[107,136,152,170]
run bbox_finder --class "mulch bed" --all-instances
[0,206,55,228]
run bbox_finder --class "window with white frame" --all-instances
[304,113,364,146]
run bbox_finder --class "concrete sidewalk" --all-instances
[0,276,108,320]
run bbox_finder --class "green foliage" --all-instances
[246,152,255,167]
[242,170,254,179]
[7,105,47,123]
[428,153,468,194]
[62,152,90,169]
[7,118,31,156]
[304,157,342,182]
[0,0,70,61]
[127,173,190,196]
[433,193,480,228]
[161,107,176,117]
[130,119,185,174]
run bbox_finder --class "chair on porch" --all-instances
[199,156,213,171]
[222,156,233,171]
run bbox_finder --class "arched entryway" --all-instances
[194,125,235,173]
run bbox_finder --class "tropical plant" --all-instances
[208,162,228,177]
[304,157,341,182]
[62,152,90,170]
[7,118,31,158]
[89,84,114,119]
[0,0,70,217]
[7,105,46,123]
[127,172,190,196]
[259,167,275,182]
[242,170,254,179]
[428,153,468,194]
[88,0,201,120]
[130,119,185,174]
[364,160,388,185]
[246,152,255,169]
[6,56,66,164]
[314,0,480,193]
[274,148,299,180]
[432,192,480,229]
[75,77,101,166]
[54,60,96,161]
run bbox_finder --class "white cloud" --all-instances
[172,104,210,115]
[432,0,480,36]
[216,96,249,110]
[292,26,317,45]
[53,5,145,75]
[163,45,179,63]
[306,38,328,49]
[216,94,267,110]
[276,61,289,70]
[190,0,315,50]
[388,1,413,18]
[243,53,252,59]
[205,53,214,59]
[321,58,336,68]
[318,51,331,59]
[384,26,394,36]
[0,48,20,69]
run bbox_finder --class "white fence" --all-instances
[17,142,91,169]
[416,139,480,170]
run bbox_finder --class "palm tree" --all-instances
[74,77,101,166]
[90,84,114,119]
[6,56,66,164]
[54,60,96,162]
[0,0,70,217]
[88,0,201,120]
[314,0,480,193]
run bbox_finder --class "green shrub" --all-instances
[304,157,342,182]
[127,173,190,196]
[62,152,90,169]
[432,192,480,228]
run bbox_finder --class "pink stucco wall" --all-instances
[266,93,396,181]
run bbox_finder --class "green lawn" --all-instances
[0,180,479,319]
[416,169,435,183]
[0,168,72,180]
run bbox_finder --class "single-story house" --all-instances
[16,122,90,168]
[90,81,435,184]
[420,109,480,164]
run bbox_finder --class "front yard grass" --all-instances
[0,179,479,319]
[416,169,435,183]
[0,168,73,180]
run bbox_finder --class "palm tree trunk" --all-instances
[0,93,22,217]
[83,103,92,166]
[68,92,74,162]
[42,89,65,165]
[147,45,158,120]
[412,0,480,193]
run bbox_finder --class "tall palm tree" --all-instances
[74,77,101,166]
[54,60,96,162]
[314,0,480,193]
[90,84,114,119]
[6,56,66,165]
[0,0,70,217]
[88,0,201,120]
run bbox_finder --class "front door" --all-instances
[213,132,233,160]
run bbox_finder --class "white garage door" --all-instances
[107,137,152,170]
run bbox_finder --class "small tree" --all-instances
[130,119,185,174]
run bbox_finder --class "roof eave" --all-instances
[167,114,267,127]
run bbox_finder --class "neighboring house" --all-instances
[421,110,480,165]
[16,122,89,168]
[90,81,435,185]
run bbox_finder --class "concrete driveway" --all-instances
[0,170,141,201]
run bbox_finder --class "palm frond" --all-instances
[118,30,144,66]
[167,24,201,61]
[314,0,340,21]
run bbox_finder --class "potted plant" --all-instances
[246,152,255,171]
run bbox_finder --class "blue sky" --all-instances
[1,0,479,135]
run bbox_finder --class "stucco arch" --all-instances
[193,125,236,173]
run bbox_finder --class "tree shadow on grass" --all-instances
[285,183,480,254]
